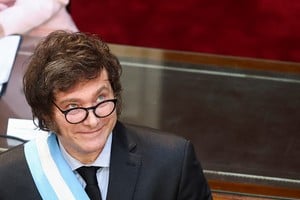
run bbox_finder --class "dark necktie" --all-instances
[76,166,102,200]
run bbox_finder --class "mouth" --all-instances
[78,126,104,135]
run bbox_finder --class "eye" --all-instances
[66,103,79,109]
[97,95,106,102]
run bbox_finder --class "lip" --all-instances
[77,126,104,135]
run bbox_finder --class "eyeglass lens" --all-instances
[65,100,116,124]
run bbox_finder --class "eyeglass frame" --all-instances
[52,98,117,124]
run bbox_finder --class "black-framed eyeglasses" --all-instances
[52,99,117,124]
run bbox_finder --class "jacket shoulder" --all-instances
[0,144,42,199]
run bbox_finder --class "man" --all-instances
[0,30,212,199]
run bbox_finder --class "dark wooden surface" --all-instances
[1,36,300,199]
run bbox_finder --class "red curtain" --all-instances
[72,0,300,62]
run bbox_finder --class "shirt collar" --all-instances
[59,133,112,171]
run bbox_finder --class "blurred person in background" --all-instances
[0,0,78,38]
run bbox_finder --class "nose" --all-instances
[82,109,99,127]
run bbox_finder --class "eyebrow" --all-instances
[95,83,111,96]
[57,82,112,106]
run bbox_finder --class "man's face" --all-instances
[52,69,117,164]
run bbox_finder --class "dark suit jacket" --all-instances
[0,121,212,200]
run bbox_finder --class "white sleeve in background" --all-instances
[0,0,69,36]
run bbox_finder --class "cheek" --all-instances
[107,112,117,128]
[50,112,70,134]
[102,109,117,123]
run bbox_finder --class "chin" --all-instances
[82,138,105,152]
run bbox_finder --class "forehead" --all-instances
[54,69,111,103]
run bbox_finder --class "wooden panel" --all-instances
[209,180,300,199]
[213,193,273,200]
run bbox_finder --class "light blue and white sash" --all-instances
[24,133,89,200]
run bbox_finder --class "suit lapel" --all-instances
[106,122,142,200]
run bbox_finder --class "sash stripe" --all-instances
[35,134,76,200]
[24,133,89,200]
[24,135,59,199]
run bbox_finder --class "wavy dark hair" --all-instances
[23,30,122,131]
